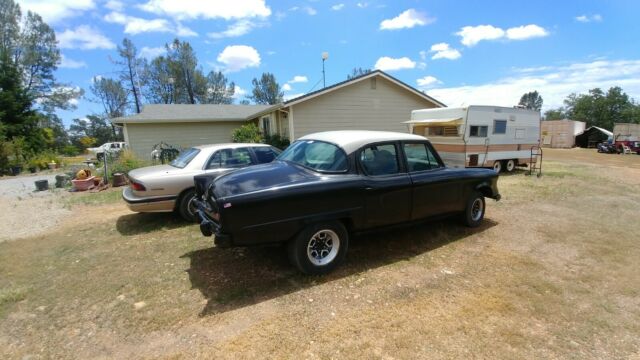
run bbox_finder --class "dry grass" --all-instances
[1,148,639,359]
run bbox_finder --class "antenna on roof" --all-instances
[322,52,329,88]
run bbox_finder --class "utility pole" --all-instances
[322,52,329,88]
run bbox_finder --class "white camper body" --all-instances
[406,106,541,171]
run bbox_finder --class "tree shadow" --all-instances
[181,217,498,316]
[116,212,193,235]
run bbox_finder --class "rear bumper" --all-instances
[122,187,177,213]
[194,199,233,248]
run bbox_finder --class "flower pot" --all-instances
[10,166,22,176]
[35,180,49,191]
[112,173,127,187]
[47,162,56,170]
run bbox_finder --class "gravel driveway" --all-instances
[0,174,70,242]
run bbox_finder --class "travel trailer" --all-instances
[405,106,541,172]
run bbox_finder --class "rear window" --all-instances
[170,148,200,168]
[253,146,282,164]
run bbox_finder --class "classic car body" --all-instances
[195,131,500,274]
[122,143,281,221]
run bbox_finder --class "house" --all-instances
[111,70,445,159]
[575,126,613,148]
[541,119,586,148]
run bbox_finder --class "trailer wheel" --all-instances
[492,161,503,173]
[505,159,516,172]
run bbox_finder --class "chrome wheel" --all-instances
[187,195,198,217]
[471,198,484,222]
[307,229,340,266]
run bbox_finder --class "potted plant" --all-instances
[9,159,23,175]
[27,158,39,173]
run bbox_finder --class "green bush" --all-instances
[108,149,150,176]
[264,134,290,150]
[27,151,63,169]
[231,123,263,143]
[61,145,80,156]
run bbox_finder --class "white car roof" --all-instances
[298,130,428,154]
[193,143,271,151]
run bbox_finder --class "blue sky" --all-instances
[15,0,640,126]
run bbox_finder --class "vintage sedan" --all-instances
[195,131,500,274]
[122,143,281,221]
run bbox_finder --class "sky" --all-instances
[14,0,640,126]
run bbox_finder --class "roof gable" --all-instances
[112,104,276,124]
[284,70,446,108]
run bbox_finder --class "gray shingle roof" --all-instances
[112,104,276,124]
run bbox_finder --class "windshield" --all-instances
[170,148,200,168]
[278,140,348,172]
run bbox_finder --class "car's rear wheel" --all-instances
[463,191,485,228]
[288,221,349,275]
[492,161,503,173]
[177,188,197,222]
[505,159,516,172]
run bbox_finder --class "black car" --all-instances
[195,130,501,274]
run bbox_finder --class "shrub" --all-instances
[231,123,263,143]
[61,145,80,156]
[264,134,290,150]
[108,149,150,176]
[27,150,63,169]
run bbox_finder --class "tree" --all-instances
[543,108,565,120]
[347,67,371,79]
[248,73,283,105]
[68,115,115,150]
[116,38,144,113]
[166,39,206,104]
[90,77,128,139]
[518,91,543,111]
[0,0,82,113]
[202,71,235,104]
[142,56,174,104]
[563,87,640,129]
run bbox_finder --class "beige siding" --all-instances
[291,77,439,139]
[125,121,245,159]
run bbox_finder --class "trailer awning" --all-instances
[403,117,463,126]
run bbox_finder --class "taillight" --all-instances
[131,181,146,191]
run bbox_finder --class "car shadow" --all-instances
[116,212,193,235]
[181,217,497,317]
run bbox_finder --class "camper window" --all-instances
[470,126,488,137]
[493,120,507,134]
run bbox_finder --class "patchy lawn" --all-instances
[0,148,639,359]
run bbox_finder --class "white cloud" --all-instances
[57,25,115,50]
[429,42,461,60]
[456,24,549,46]
[380,9,434,30]
[289,6,317,15]
[282,83,292,91]
[506,24,549,40]
[356,2,368,8]
[59,54,86,68]
[289,75,308,83]
[104,0,123,11]
[283,92,306,101]
[16,0,95,23]
[576,14,603,23]
[139,0,271,20]
[416,76,440,88]
[139,46,165,59]
[331,3,344,11]
[232,85,247,99]
[374,56,416,71]
[216,45,261,72]
[208,19,265,39]
[427,59,640,110]
[456,25,505,47]
[104,12,198,36]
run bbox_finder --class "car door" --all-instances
[402,142,462,219]
[358,142,412,228]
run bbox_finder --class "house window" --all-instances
[469,125,488,137]
[493,120,507,134]
[261,116,271,135]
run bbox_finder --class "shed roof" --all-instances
[112,104,276,124]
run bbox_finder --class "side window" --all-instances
[493,120,507,134]
[403,143,442,172]
[359,143,399,176]
[470,125,488,137]
[253,147,280,164]
[206,148,253,169]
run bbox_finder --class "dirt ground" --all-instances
[1,148,639,359]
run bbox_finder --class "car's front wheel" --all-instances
[463,191,485,227]
[288,221,349,275]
